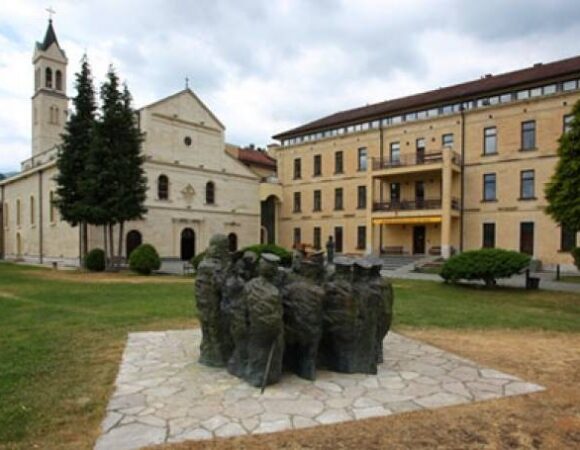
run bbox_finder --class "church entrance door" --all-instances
[181,228,195,261]
[126,230,142,258]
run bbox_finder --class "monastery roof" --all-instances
[236,147,277,169]
[273,54,580,140]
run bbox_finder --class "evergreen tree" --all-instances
[54,54,97,261]
[545,100,580,233]
[114,84,147,257]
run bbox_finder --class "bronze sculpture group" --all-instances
[195,234,394,388]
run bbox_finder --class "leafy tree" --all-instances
[545,100,580,233]
[54,54,97,262]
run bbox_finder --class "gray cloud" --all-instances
[1,0,580,172]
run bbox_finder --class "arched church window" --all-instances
[45,67,52,88]
[55,70,62,91]
[158,175,169,200]
[205,181,215,205]
[228,233,238,252]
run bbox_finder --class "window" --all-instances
[390,183,401,203]
[313,190,321,212]
[55,70,62,91]
[482,223,496,248]
[205,181,215,204]
[416,138,426,162]
[543,84,557,95]
[561,225,576,251]
[521,121,536,150]
[313,154,322,176]
[293,227,301,246]
[16,199,21,226]
[293,192,301,212]
[45,67,52,88]
[520,170,535,199]
[313,227,321,250]
[530,87,542,97]
[293,158,301,179]
[483,127,497,155]
[184,136,192,146]
[563,80,577,91]
[157,175,169,200]
[483,173,496,201]
[517,90,529,100]
[389,142,400,163]
[520,222,534,256]
[49,191,55,223]
[442,133,454,147]
[30,196,35,225]
[357,147,368,171]
[334,226,343,253]
[357,185,367,209]
[357,226,366,250]
[564,114,573,134]
[415,181,425,205]
[334,188,343,210]
[500,93,513,103]
[334,151,344,174]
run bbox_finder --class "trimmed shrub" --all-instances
[241,243,292,267]
[572,247,580,270]
[129,244,161,275]
[440,248,531,287]
[191,251,206,270]
[85,248,106,272]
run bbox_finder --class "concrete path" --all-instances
[95,329,543,450]
[386,270,580,294]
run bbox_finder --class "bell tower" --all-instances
[32,18,68,156]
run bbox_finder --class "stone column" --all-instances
[441,150,453,259]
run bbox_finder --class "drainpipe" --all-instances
[0,183,4,260]
[459,105,466,253]
[38,170,44,264]
[379,124,384,251]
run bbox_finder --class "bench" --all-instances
[183,262,194,275]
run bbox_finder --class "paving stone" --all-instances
[214,422,246,438]
[96,329,543,448]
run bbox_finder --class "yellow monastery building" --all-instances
[0,20,275,265]
[271,56,580,270]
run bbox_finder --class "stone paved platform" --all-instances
[95,330,544,450]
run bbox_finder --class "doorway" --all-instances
[520,222,534,256]
[126,230,142,258]
[181,228,195,261]
[334,226,343,253]
[413,226,426,254]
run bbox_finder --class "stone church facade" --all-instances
[0,20,263,265]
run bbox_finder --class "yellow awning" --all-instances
[373,216,442,225]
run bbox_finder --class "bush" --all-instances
[572,247,580,270]
[440,248,531,287]
[241,243,292,267]
[191,251,206,270]
[129,244,161,275]
[85,248,106,272]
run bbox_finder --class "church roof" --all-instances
[36,19,62,52]
[236,147,277,170]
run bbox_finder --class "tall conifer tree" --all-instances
[545,100,580,234]
[55,54,97,262]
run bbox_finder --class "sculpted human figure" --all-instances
[243,253,285,387]
[352,258,380,374]
[321,256,360,373]
[195,234,231,367]
[280,251,325,380]
[225,251,258,378]
[369,259,394,364]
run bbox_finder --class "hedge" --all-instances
[128,244,161,275]
[85,248,105,272]
[440,248,531,287]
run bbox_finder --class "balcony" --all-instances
[372,198,460,212]
[371,150,461,171]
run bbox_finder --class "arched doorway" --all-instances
[228,233,238,252]
[181,228,195,261]
[126,230,142,258]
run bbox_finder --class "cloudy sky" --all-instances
[2,0,580,172]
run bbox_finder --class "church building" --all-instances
[0,20,267,265]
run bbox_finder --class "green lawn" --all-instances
[0,262,579,449]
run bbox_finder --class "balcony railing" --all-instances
[372,198,460,212]
[371,150,461,170]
